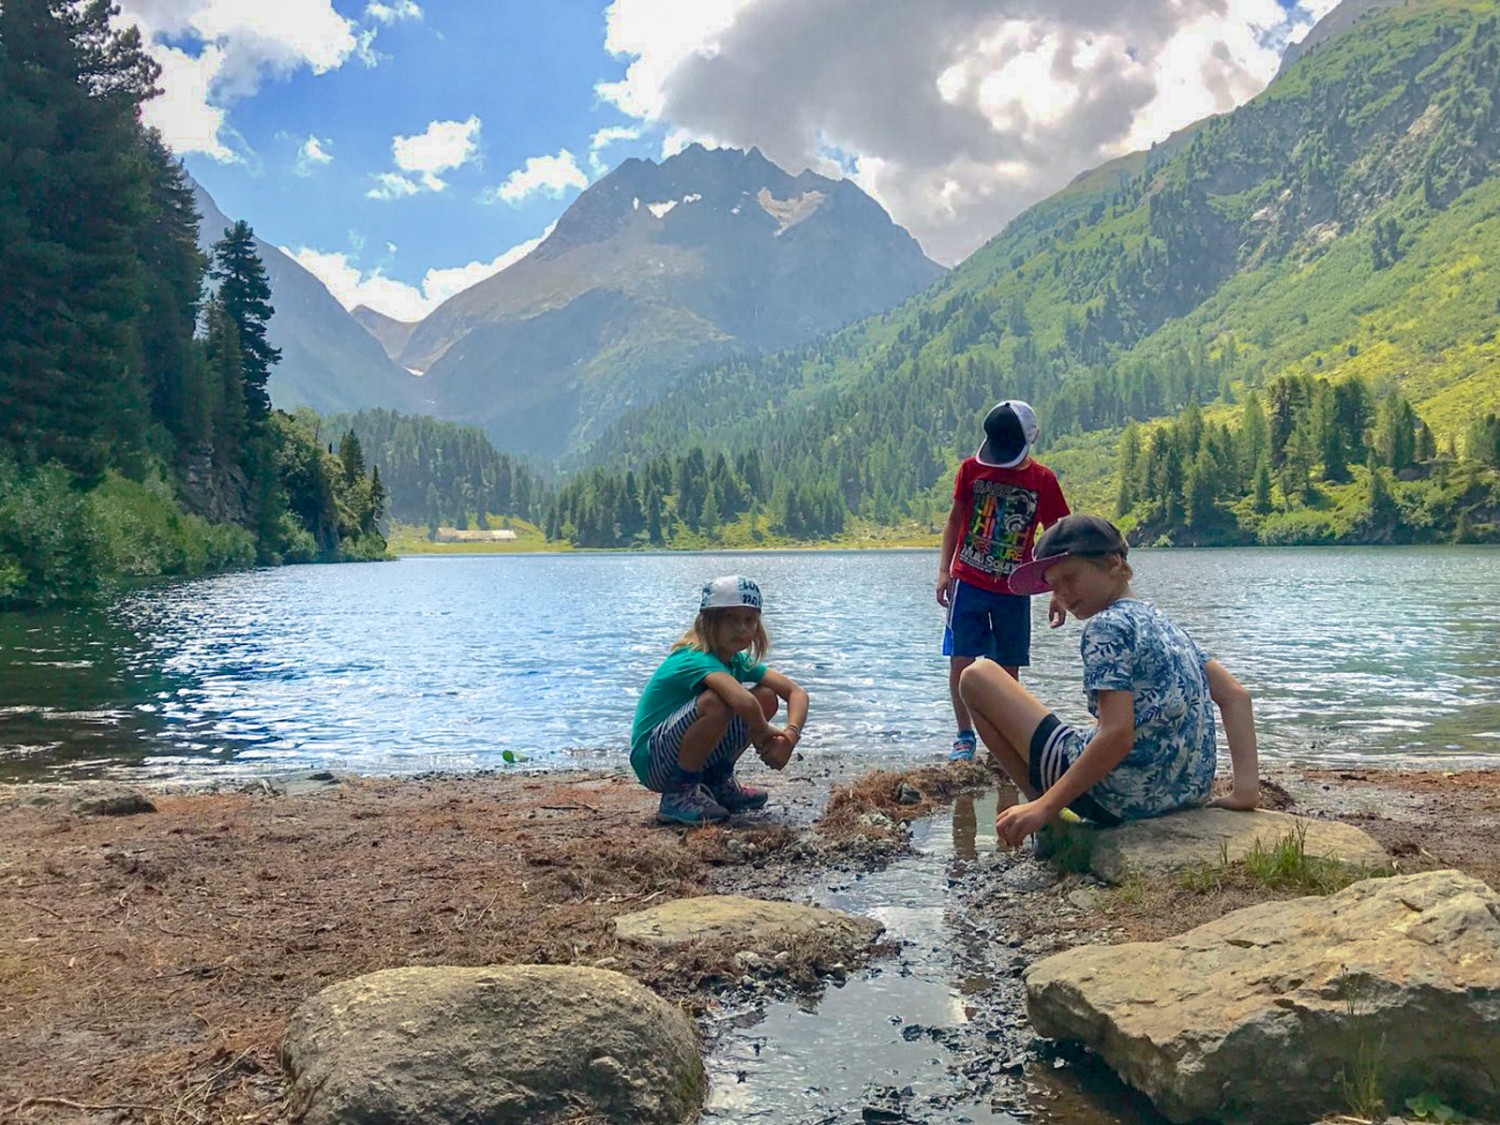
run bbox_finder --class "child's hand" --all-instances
[995,799,1054,848]
[935,576,952,607]
[758,732,794,770]
[1047,594,1067,629]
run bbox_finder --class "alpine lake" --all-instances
[3,546,1498,1124]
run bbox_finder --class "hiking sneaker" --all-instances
[657,783,730,826]
[709,773,769,813]
[948,732,977,762]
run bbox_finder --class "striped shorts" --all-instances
[642,698,750,793]
[1027,713,1122,826]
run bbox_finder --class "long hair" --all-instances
[672,608,770,662]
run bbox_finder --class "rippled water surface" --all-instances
[2,547,1498,780]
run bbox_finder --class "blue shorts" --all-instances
[637,698,750,793]
[943,579,1031,666]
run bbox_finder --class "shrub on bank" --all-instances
[0,460,108,608]
[91,472,256,579]
[0,460,256,610]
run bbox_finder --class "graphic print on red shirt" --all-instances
[950,459,1069,593]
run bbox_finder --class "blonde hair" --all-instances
[673,608,770,662]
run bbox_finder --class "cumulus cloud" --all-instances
[382,115,483,193]
[488,150,589,205]
[115,1,404,160]
[366,0,423,24]
[295,135,334,176]
[285,224,555,322]
[366,171,421,200]
[588,125,641,175]
[146,43,235,161]
[598,0,1344,264]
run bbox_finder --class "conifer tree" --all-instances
[0,0,159,482]
[210,220,280,422]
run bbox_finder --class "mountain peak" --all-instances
[396,143,944,457]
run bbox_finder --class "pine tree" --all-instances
[210,220,280,422]
[136,129,207,450]
[338,430,366,485]
[1251,458,1274,514]
[0,0,159,482]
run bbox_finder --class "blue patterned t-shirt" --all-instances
[1079,598,1217,819]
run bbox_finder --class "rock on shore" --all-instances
[1087,807,1388,884]
[281,964,704,1124]
[1025,870,1500,1124]
[614,893,883,950]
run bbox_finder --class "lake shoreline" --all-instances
[3,759,1496,1123]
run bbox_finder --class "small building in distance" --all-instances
[434,528,518,543]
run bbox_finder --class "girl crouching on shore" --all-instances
[630,576,809,826]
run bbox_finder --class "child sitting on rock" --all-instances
[958,515,1260,847]
[630,576,809,826]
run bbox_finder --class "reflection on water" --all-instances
[1,547,1498,780]
[703,794,1166,1124]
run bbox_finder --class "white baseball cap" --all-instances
[700,575,763,611]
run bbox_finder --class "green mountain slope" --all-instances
[587,0,1500,527]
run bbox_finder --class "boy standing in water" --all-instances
[936,400,1070,761]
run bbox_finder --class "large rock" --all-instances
[281,964,703,1125]
[1088,807,1388,884]
[1025,870,1500,1124]
[614,893,882,950]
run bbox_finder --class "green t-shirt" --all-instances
[630,647,768,779]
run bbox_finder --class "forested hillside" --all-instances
[0,0,389,607]
[331,409,546,531]
[567,0,1500,547]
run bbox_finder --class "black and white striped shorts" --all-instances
[1027,713,1122,826]
[642,698,750,793]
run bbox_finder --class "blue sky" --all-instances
[119,0,1340,321]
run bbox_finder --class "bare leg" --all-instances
[948,656,976,729]
[676,690,734,773]
[958,662,1051,799]
[952,657,1021,730]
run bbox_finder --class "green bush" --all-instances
[90,472,255,578]
[0,459,110,608]
[1256,507,1339,545]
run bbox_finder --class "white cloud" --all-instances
[143,43,235,161]
[588,124,641,174]
[598,0,1349,265]
[295,135,334,176]
[489,150,589,205]
[285,225,555,322]
[366,0,423,24]
[388,116,482,193]
[115,1,406,160]
[366,171,421,200]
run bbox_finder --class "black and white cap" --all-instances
[976,400,1040,469]
[700,575,763,611]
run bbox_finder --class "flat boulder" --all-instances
[281,964,703,1125]
[614,894,882,950]
[1025,870,1500,1124]
[1087,807,1387,884]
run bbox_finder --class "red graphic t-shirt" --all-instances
[949,458,1070,594]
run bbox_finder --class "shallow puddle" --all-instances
[702,791,1166,1124]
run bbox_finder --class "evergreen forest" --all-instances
[0,0,389,608]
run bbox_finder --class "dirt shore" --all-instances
[2,760,1496,1124]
